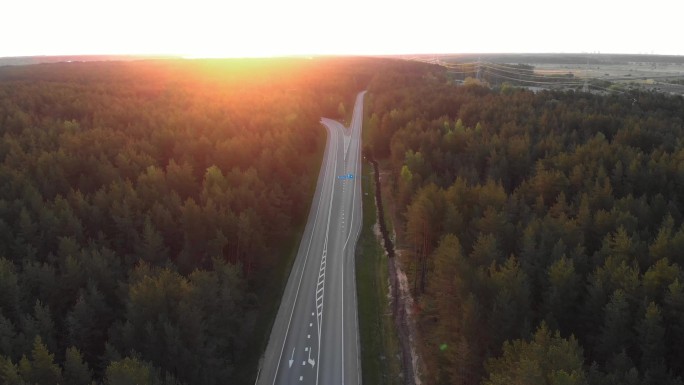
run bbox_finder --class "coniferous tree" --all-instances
[484,323,587,385]
[63,347,92,385]
[0,355,22,385]
[23,336,62,385]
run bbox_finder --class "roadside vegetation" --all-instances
[356,157,402,385]
[366,64,684,385]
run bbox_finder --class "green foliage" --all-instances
[0,58,396,383]
[638,302,666,372]
[105,356,184,385]
[598,290,633,361]
[63,347,92,385]
[0,355,22,385]
[105,357,153,385]
[368,65,684,384]
[0,259,20,319]
[484,323,587,385]
[544,256,580,333]
[113,259,244,381]
[21,336,62,385]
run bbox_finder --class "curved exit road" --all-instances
[257,91,366,385]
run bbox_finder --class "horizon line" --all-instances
[3,52,684,60]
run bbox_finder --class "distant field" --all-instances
[412,53,684,95]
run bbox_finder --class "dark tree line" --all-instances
[366,66,684,385]
[0,57,399,384]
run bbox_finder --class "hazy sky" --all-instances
[2,0,681,57]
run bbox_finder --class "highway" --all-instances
[256,91,366,385]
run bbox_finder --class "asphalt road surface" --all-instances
[256,91,366,385]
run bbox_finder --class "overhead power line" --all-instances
[479,63,582,80]
[480,61,568,75]
[446,70,478,75]
[482,69,585,86]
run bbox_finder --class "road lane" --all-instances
[257,91,366,385]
